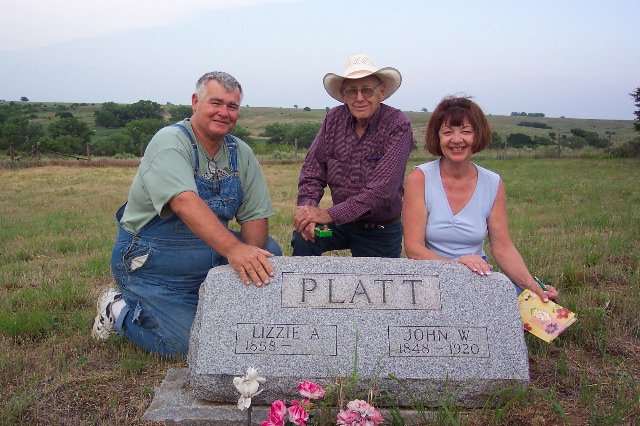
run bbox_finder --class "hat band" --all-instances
[344,69,377,80]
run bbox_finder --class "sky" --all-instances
[1,0,638,120]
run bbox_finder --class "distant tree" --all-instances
[124,118,165,156]
[286,122,321,148]
[303,107,311,112]
[45,117,92,154]
[533,135,554,146]
[0,104,45,150]
[631,87,640,132]
[0,104,19,124]
[95,100,163,128]
[54,104,70,114]
[570,128,608,148]
[294,105,298,109]
[563,135,587,149]
[491,131,502,148]
[510,112,545,117]
[95,102,129,128]
[260,121,320,148]
[506,133,534,148]
[421,108,429,113]
[261,122,291,144]
[20,96,29,102]
[517,121,552,129]
[0,115,29,150]
[168,105,192,122]
[48,117,91,143]
[128,100,163,121]
[91,132,134,156]
[231,124,252,143]
[42,134,85,155]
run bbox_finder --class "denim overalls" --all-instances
[111,124,244,355]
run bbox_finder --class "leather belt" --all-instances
[351,215,400,230]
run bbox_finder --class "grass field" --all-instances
[0,154,639,425]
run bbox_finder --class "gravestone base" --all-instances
[143,368,268,425]
[143,368,451,425]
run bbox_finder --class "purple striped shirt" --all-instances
[297,103,413,225]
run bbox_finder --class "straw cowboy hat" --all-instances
[323,53,402,103]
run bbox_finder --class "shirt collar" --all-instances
[348,103,385,133]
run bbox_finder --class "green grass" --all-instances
[0,156,639,424]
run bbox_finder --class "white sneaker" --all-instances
[91,288,122,341]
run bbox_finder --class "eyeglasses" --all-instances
[342,84,381,101]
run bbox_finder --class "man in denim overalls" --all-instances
[91,72,282,356]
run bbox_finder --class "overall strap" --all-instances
[224,134,240,176]
[170,123,200,174]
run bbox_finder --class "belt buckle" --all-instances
[365,222,383,230]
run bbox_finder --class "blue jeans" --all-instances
[112,227,281,356]
[291,220,402,258]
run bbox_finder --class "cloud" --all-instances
[0,0,298,51]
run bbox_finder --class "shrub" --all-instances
[612,137,640,157]
[518,121,552,129]
[506,133,534,148]
[271,150,295,160]
[261,122,321,148]
[570,128,608,148]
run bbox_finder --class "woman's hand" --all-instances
[456,254,493,276]
[531,284,559,302]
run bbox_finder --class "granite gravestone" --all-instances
[187,256,529,408]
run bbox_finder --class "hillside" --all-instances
[2,101,636,149]
[241,106,636,147]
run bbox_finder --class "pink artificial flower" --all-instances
[336,409,362,425]
[297,381,326,400]
[263,400,286,426]
[344,400,384,424]
[287,400,309,426]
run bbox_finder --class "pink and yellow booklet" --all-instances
[517,289,576,343]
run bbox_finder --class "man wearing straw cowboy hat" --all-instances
[292,53,413,257]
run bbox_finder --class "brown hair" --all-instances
[425,96,492,156]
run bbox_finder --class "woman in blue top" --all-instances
[402,96,558,302]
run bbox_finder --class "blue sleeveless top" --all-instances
[417,159,500,259]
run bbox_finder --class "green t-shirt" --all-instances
[120,119,273,233]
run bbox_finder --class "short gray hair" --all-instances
[195,71,243,102]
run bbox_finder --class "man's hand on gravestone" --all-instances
[226,243,274,287]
